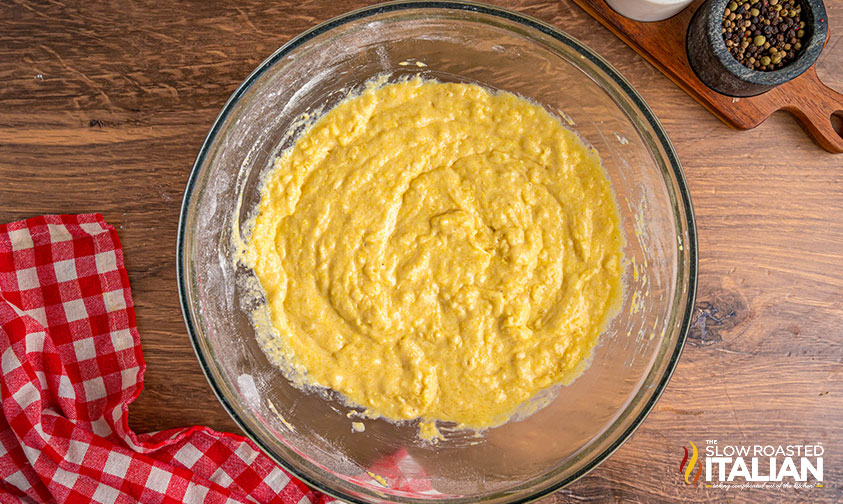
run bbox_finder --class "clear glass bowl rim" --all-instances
[176,1,699,502]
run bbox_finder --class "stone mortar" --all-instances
[687,0,828,97]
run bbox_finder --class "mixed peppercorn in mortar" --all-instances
[243,77,624,439]
[721,0,808,71]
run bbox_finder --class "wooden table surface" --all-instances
[1,0,841,502]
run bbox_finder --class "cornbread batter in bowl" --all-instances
[180,3,697,501]
[244,77,624,438]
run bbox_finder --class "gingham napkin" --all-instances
[0,214,338,503]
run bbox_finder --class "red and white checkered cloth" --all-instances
[0,214,434,503]
[0,214,343,503]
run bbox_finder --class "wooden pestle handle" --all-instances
[782,68,843,153]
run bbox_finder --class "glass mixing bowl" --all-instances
[177,2,697,502]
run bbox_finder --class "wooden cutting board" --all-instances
[572,0,843,153]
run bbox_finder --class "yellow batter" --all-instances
[245,77,623,437]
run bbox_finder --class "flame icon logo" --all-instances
[680,441,704,486]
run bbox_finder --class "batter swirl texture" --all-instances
[245,78,623,436]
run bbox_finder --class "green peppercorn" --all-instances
[794,42,802,50]
[729,1,738,10]
[760,56,771,66]
[797,29,805,38]
[750,7,760,16]
[754,35,766,46]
